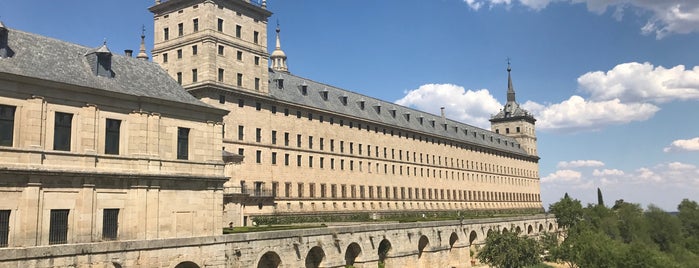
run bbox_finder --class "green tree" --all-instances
[645,205,682,252]
[613,201,647,244]
[548,193,584,230]
[478,230,541,268]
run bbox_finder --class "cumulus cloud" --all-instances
[522,96,659,132]
[664,137,699,152]
[557,160,605,169]
[542,169,582,183]
[463,0,699,39]
[593,168,625,176]
[395,84,502,129]
[578,62,699,104]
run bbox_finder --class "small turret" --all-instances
[270,23,289,73]
[137,26,149,60]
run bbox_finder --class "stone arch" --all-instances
[344,242,362,266]
[502,227,508,233]
[548,223,554,231]
[305,246,325,268]
[527,225,534,234]
[378,239,392,263]
[539,224,544,233]
[449,232,458,248]
[515,226,522,233]
[257,251,282,268]
[174,261,200,268]
[468,230,478,245]
[417,235,429,258]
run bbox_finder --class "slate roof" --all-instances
[269,70,531,156]
[0,27,212,108]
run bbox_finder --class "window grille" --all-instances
[49,209,69,245]
[102,209,119,240]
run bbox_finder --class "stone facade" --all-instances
[0,25,228,248]
[146,0,544,227]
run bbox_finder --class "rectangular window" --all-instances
[271,130,277,144]
[253,31,259,43]
[254,56,260,65]
[256,102,261,111]
[256,150,261,163]
[238,125,244,140]
[308,136,313,149]
[235,25,242,38]
[102,209,119,241]
[271,152,277,165]
[320,184,326,198]
[163,28,169,40]
[53,112,72,151]
[192,45,197,55]
[285,182,291,198]
[217,19,224,32]
[177,127,189,160]
[49,209,69,245]
[237,50,243,61]
[284,153,289,166]
[296,134,302,147]
[218,68,224,82]
[191,69,198,82]
[177,49,182,59]
[104,119,121,155]
[0,210,9,247]
[162,53,168,63]
[255,78,260,90]
[193,18,199,32]
[238,99,244,108]
[176,72,182,84]
[256,128,261,142]
[308,156,313,168]
[178,23,183,36]
[297,155,302,167]
[284,132,289,146]
[298,183,304,197]
[218,45,224,55]
[237,73,243,87]
[319,138,324,151]
[219,95,225,104]
[0,105,16,147]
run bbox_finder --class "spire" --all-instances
[507,59,516,102]
[270,22,289,73]
[137,25,149,60]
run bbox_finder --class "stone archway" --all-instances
[378,239,392,266]
[448,232,461,267]
[539,224,544,233]
[417,235,430,267]
[345,242,362,266]
[527,225,534,235]
[174,261,200,268]
[305,246,325,268]
[257,251,282,268]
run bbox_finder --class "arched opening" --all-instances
[548,223,554,231]
[539,224,544,233]
[515,226,522,233]
[502,227,508,233]
[345,242,362,266]
[449,232,458,249]
[305,246,325,268]
[527,225,534,234]
[378,239,392,264]
[468,231,478,245]
[174,261,200,268]
[257,251,282,268]
[417,235,429,258]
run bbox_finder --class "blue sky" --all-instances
[4,0,698,211]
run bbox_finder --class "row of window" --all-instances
[232,98,532,163]
[163,17,260,44]
[0,104,191,160]
[0,209,118,247]
[235,124,536,178]
[163,44,261,65]
[271,182,540,203]
[281,200,530,211]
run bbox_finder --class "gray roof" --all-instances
[0,28,212,108]
[269,70,531,156]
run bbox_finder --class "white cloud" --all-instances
[463,0,699,39]
[578,62,699,104]
[522,96,659,132]
[542,169,582,183]
[593,168,625,176]
[557,160,605,169]
[395,84,502,129]
[664,137,699,152]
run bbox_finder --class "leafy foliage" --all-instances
[546,194,699,267]
[477,230,541,268]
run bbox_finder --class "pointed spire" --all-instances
[137,25,149,60]
[506,58,516,102]
[270,21,289,73]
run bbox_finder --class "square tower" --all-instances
[149,0,272,95]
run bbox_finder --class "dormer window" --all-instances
[340,96,348,105]
[404,113,410,121]
[442,124,447,131]
[429,120,435,128]
[418,116,424,125]
[0,22,12,58]
[320,88,328,100]
[86,43,114,78]
[374,104,381,114]
[389,109,396,118]
[358,100,365,110]
[300,82,308,95]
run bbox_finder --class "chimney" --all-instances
[440,107,446,121]
[124,49,133,57]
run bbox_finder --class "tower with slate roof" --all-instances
[490,63,538,156]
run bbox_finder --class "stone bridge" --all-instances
[0,215,556,268]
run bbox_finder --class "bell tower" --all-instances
[490,63,538,156]
[149,0,272,95]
